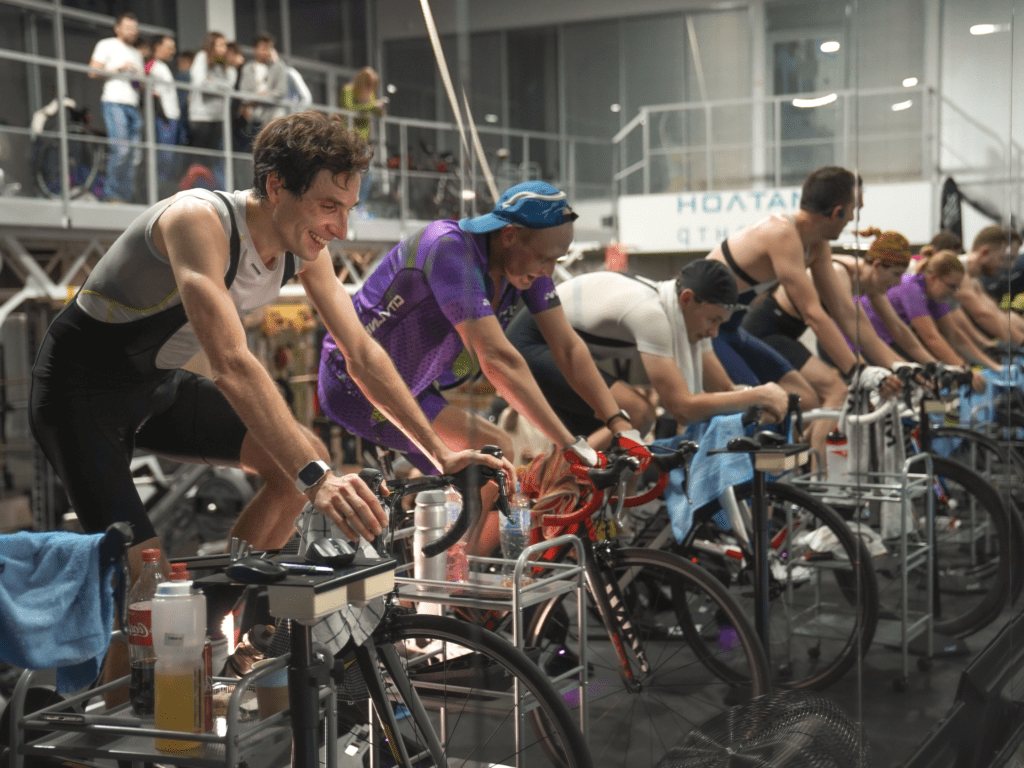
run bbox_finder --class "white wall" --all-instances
[939,0,1023,173]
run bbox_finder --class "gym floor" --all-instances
[805,606,1017,768]
[0,609,1017,767]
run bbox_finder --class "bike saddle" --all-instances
[305,537,357,568]
[726,436,760,452]
[754,430,786,447]
[225,556,288,584]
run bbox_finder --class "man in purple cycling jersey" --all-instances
[318,181,641,554]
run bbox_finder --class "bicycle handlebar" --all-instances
[357,446,510,559]
[539,441,698,527]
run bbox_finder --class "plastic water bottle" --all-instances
[500,489,532,588]
[445,486,468,583]
[152,570,206,754]
[825,428,851,484]
[127,548,164,717]
[413,490,448,587]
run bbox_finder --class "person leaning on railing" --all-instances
[87,11,143,203]
[340,66,385,205]
[146,34,182,196]
[188,31,237,188]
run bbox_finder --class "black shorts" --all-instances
[30,304,248,543]
[741,294,813,371]
[505,308,617,437]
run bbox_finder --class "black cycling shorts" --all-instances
[30,305,248,543]
[741,295,813,370]
[505,308,617,437]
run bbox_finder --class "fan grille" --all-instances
[655,691,873,768]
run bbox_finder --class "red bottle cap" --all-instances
[169,567,190,580]
[141,549,161,563]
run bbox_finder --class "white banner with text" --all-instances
[618,181,935,253]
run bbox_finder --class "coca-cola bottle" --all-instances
[128,548,164,717]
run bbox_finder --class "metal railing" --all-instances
[611,85,1024,205]
[0,44,611,229]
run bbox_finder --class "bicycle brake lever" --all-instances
[787,393,803,438]
[422,445,506,558]
[755,430,786,447]
[726,436,760,452]
[358,468,389,556]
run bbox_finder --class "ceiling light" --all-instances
[820,41,841,53]
[484,113,498,123]
[891,100,913,112]
[610,103,621,113]
[461,189,476,201]
[902,77,918,87]
[971,23,1010,35]
[386,83,397,94]
[792,93,838,108]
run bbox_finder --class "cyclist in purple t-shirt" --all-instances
[859,248,989,390]
[318,181,638,553]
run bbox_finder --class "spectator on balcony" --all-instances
[174,50,194,147]
[340,66,385,206]
[237,33,287,153]
[189,31,237,188]
[88,12,143,203]
[135,37,152,67]
[147,34,181,196]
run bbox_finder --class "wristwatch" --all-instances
[295,460,331,494]
[605,409,632,430]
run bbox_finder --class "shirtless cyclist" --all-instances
[705,166,900,455]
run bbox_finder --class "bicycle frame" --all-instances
[537,475,656,692]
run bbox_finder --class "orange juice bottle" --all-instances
[151,571,206,754]
[154,666,203,753]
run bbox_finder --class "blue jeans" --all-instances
[359,170,373,207]
[101,102,142,202]
[155,116,181,189]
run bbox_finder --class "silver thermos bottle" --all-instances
[413,490,448,588]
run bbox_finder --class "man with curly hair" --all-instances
[30,111,509,580]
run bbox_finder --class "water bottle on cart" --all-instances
[152,568,207,754]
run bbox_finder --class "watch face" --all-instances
[299,461,327,488]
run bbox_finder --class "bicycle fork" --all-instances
[585,547,648,692]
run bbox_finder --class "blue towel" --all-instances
[653,414,753,544]
[958,366,1024,440]
[0,531,116,693]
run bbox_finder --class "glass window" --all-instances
[506,27,558,134]
[61,0,177,31]
[622,13,686,116]
[852,0,924,90]
[383,37,437,120]
[564,20,618,139]
[235,0,282,50]
[287,0,366,66]
[507,27,558,177]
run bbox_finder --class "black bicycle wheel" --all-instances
[680,481,880,690]
[898,453,1014,637]
[929,427,1024,608]
[525,547,770,768]
[33,127,103,200]
[366,612,592,768]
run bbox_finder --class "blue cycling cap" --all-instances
[459,180,578,233]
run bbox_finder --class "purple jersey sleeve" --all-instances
[521,275,561,315]
[421,226,494,328]
[889,273,950,324]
